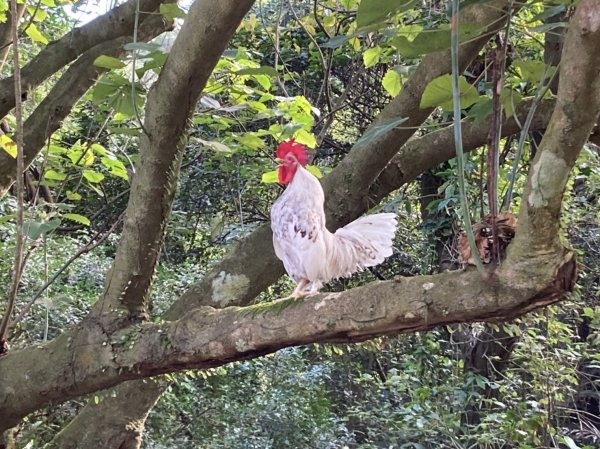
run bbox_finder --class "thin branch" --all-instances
[0,0,25,355]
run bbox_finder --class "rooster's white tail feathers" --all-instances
[324,212,397,280]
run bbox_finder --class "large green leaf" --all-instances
[261,170,279,184]
[93,55,125,69]
[233,66,278,76]
[62,213,91,226]
[354,116,408,149]
[420,74,480,110]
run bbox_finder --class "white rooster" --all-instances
[270,139,397,298]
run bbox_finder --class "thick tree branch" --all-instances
[0,15,172,196]
[90,0,256,322]
[508,1,600,259]
[0,248,576,432]
[0,0,168,119]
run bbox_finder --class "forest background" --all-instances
[0,0,599,448]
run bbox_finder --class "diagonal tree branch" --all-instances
[89,0,256,323]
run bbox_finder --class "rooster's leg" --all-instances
[290,279,309,298]
[276,279,308,301]
[306,281,322,297]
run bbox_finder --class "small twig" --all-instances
[0,0,26,355]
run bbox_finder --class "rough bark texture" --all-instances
[0,15,172,196]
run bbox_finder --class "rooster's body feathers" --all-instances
[271,146,397,298]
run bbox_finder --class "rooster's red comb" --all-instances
[276,139,309,166]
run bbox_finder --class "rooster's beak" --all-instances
[275,157,284,164]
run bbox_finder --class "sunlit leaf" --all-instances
[93,55,125,69]
[0,134,17,158]
[66,191,82,201]
[44,170,67,181]
[233,66,278,76]
[382,69,401,97]
[420,74,480,110]
[306,165,323,179]
[293,129,317,149]
[160,3,186,20]
[363,46,382,68]
[83,170,105,183]
[25,23,48,44]
[62,213,91,226]
[261,170,279,183]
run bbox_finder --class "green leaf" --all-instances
[83,170,105,183]
[66,191,82,201]
[354,116,408,149]
[93,55,126,69]
[198,139,232,153]
[363,46,382,68]
[391,25,481,58]
[466,97,493,125]
[101,157,129,180]
[62,213,91,226]
[237,133,265,150]
[25,23,48,44]
[382,69,401,97]
[261,170,279,183]
[67,145,94,166]
[356,0,418,28]
[0,134,17,158]
[44,170,67,181]
[420,74,480,110]
[0,213,15,224]
[306,165,323,179]
[293,129,317,149]
[513,60,556,84]
[160,3,186,20]
[563,435,581,449]
[24,219,61,240]
[233,66,278,76]
[500,87,522,119]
